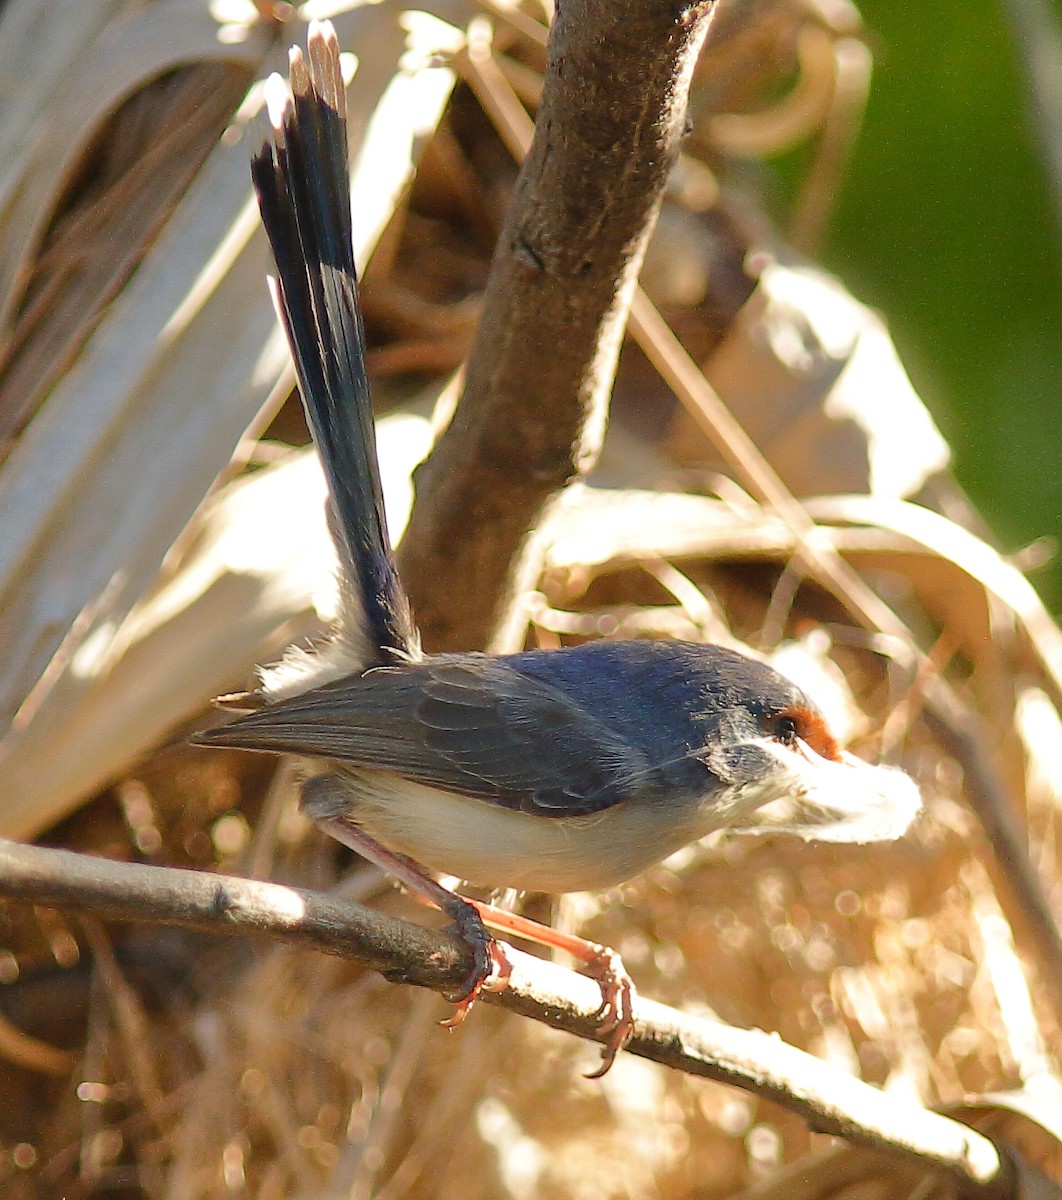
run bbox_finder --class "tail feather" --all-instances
[250,20,419,670]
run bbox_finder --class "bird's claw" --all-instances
[581,944,637,1078]
[437,901,634,1077]
[439,902,513,1028]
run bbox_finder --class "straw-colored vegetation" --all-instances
[0,2,1059,1198]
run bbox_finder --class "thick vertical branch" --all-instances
[398,1,718,651]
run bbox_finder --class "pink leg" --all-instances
[300,775,511,1019]
[301,775,633,1075]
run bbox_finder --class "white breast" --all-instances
[327,767,715,893]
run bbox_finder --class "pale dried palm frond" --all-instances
[0,0,471,838]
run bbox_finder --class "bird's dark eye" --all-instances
[770,713,801,746]
[767,705,841,761]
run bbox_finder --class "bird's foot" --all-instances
[439,898,514,1028]
[579,942,637,1078]
[466,900,636,1076]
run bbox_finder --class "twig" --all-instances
[0,1009,72,1076]
[0,838,466,992]
[0,837,1011,1195]
[789,30,873,254]
[77,917,171,1137]
[339,990,437,1200]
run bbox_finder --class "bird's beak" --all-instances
[731,737,921,844]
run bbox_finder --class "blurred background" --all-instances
[2,2,1062,1195]
[826,0,1062,609]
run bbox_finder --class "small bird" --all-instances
[196,21,920,1074]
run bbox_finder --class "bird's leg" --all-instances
[300,774,633,1074]
[464,901,636,1077]
[299,775,512,1019]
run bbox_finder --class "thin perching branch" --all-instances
[0,837,1011,1196]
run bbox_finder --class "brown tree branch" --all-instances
[0,836,1012,1195]
[398,0,718,651]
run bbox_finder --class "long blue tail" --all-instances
[250,22,418,666]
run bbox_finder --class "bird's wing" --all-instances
[196,657,659,816]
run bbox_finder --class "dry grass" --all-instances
[0,2,1060,1197]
